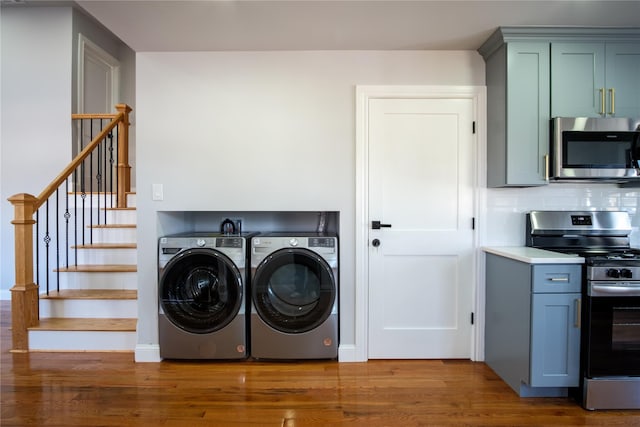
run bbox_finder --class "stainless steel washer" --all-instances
[158,233,252,359]
[250,233,338,360]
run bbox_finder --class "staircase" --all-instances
[27,193,138,352]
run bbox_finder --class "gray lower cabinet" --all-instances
[485,254,581,397]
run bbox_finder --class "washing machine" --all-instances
[158,232,253,359]
[250,233,338,360]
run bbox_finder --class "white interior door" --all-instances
[367,97,475,359]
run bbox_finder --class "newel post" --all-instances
[116,104,132,208]
[8,193,39,352]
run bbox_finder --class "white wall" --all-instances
[0,7,73,298]
[135,50,486,357]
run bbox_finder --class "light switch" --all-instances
[152,184,163,201]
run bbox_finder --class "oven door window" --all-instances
[587,296,640,377]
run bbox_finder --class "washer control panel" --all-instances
[309,237,335,248]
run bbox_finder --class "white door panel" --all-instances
[368,97,474,359]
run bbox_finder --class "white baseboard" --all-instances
[338,344,367,362]
[135,344,161,362]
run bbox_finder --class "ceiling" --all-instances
[8,0,640,51]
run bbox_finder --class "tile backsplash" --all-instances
[485,183,640,247]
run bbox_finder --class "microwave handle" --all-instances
[544,154,549,182]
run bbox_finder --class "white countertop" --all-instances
[483,246,585,264]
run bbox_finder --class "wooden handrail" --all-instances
[8,104,132,352]
[36,114,122,209]
[71,113,119,120]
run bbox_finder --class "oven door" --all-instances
[585,292,640,377]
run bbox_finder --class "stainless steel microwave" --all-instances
[551,117,640,181]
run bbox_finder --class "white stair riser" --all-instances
[29,330,136,352]
[40,299,137,319]
[48,208,134,225]
[54,272,137,290]
[75,248,137,264]
[92,227,136,243]
[65,193,136,208]
[66,195,116,208]
[105,209,137,224]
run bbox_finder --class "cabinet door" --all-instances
[551,43,605,117]
[530,293,581,387]
[506,42,550,186]
[606,43,640,118]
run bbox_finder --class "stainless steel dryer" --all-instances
[250,233,338,360]
[158,232,252,359]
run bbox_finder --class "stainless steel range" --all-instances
[526,211,640,410]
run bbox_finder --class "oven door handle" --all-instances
[590,284,640,297]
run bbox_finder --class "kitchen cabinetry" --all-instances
[479,27,640,188]
[485,253,582,397]
[552,42,640,118]
[483,41,550,187]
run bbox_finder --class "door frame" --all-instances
[352,85,487,362]
[77,33,120,114]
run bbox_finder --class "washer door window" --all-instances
[253,248,336,334]
[160,248,243,334]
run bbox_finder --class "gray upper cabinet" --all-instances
[479,27,640,188]
[481,39,550,187]
[606,43,640,118]
[552,42,640,118]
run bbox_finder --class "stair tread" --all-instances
[40,289,137,300]
[67,191,137,195]
[72,243,137,249]
[30,317,137,332]
[55,264,137,273]
[91,224,136,229]
[104,207,136,211]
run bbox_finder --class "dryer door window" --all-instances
[160,248,243,334]
[253,248,336,334]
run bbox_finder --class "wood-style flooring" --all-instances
[1,301,638,426]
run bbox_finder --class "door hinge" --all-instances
[471,312,475,325]
[471,217,475,230]
[472,121,476,134]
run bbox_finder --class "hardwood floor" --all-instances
[1,301,638,426]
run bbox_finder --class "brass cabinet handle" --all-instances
[599,88,605,115]
[575,298,581,328]
[609,88,615,115]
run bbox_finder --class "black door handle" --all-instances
[372,220,392,230]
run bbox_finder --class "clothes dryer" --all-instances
[250,233,338,359]
[158,232,253,359]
